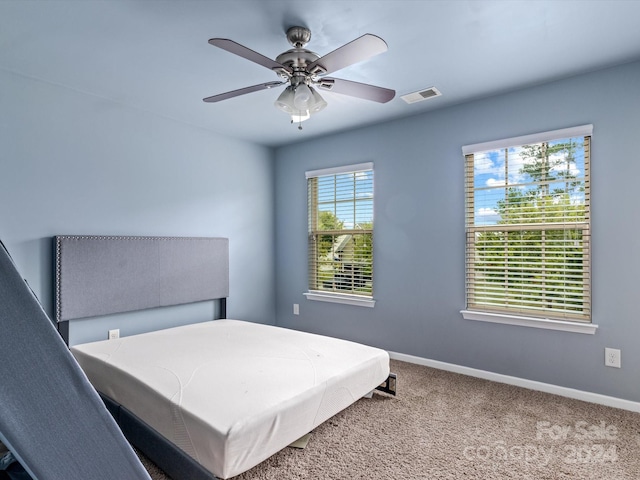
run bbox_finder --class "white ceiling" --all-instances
[2,0,640,148]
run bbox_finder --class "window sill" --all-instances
[460,310,598,335]
[304,291,375,308]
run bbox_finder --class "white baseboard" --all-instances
[389,351,640,413]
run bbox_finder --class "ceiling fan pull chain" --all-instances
[290,116,303,130]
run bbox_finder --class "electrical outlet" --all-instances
[293,303,300,315]
[605,348,621,368]
[108,329,120,340]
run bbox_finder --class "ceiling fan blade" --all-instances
[307,34,388,76]
[203,81,285,103]
[209,38,291,74]
[317,78,395,103]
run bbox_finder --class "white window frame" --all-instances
[304,163,376,307]
[461,125,597,334]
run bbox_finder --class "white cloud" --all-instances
[549,154,581,176]
[479,207,498,216]
[476,207,501,224]
[474,156,494,172]
[486,178,506,187]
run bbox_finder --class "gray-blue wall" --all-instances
[274,60,640,402]
[0,69,276,344]
[3,51,639,401]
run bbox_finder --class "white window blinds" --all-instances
[307,163,374,297]
[463,126,592,322]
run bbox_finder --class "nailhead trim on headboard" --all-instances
[54,235,229,323]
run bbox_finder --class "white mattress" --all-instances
[71,319,390,479]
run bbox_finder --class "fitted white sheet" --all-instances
[71,319,390,479]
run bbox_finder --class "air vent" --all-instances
[401,87,442,104]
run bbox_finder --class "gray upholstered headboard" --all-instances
[54,236,229,342]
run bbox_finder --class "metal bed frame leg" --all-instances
[375,372,397,396]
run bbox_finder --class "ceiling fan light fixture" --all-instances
[274,86,296,114]
[291,110,311,123]
[293,83,314,109]
[275,85,323,122]
[309,87,327,114]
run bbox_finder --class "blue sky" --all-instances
[472,137,586,226]
[317,171,374,229]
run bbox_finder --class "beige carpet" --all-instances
[139,359,640,479]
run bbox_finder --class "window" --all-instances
[462,125,595,333]
[305,163,375,307]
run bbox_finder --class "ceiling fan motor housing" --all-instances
[275,26,322,85]
[285,26,312,48]
[275,48,319,72]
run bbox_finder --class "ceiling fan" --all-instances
[203,26,395,128]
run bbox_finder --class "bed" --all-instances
[54,235,394,479]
